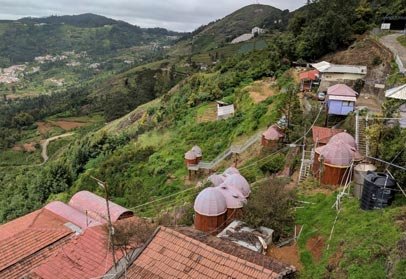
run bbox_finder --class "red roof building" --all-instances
[0,209,74,279]
[28,226,122,279]
[121,226,296,279]
[299,70,319,91]
[312,126,344,145]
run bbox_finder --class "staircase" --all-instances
[188,132,262,171]
[298,149,313,184]
[356,112,369,157]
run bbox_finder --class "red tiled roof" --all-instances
[299,69,319,81]
[29,225,123,279]
[0,209,73,279]
[123,227,296,279]
[312,126,344,144]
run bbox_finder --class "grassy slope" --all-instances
[297,192,406,278]
[397,35,406,47]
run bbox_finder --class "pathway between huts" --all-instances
[40,133,74,164]
[380,33,406,73]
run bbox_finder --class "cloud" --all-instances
[0,0,305,31]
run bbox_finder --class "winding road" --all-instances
[380,33,406,73]
[40,133,74,163]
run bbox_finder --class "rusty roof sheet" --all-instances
[312,126,344,144]
[123,226,296,279]
[299,70,319,80]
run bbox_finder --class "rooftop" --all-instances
[122,226,296,279]
[0,209,74,279]
[327,84,358,98]
[312,126,344,145]
[299,69,319,81]
[312,61,367,75]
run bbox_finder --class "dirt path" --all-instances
[40,133,74,163]
[380,34,406,73]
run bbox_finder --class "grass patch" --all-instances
[397,35,406,47]
[0,149,42,166]
[296,193,404,279]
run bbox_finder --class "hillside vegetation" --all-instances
[0,1,405,278]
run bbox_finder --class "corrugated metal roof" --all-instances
[69,191,133,223]
[299,69,319,80]
[45,201,101,229]
[312,61,367,74]
[312,126,344,144]
[217,104,235,117]
[385,84,406,100]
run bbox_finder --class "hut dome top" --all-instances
[329,132,356,148]
[191,145,202,157]
[216,184,246,209]
[194,187,227,216]
[223,174,251,198]
[184,150,197,160]
[319,140,353,166]
[223,167,240,176]
[262,125,284,140]
[208,174,226,187]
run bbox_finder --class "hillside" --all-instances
[0,13,181,67]
[174,4,289,54]
[0,1,406,278]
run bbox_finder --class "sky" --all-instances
[0,0,305,32]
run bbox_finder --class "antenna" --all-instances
[90,176,117,269]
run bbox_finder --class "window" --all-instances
[342,101,353,107]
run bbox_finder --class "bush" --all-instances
[242,178,296,239]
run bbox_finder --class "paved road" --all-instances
[40,133,74,163]
[380,33,406,73]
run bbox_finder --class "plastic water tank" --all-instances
[353,163,377,199]
[360,172,396,210]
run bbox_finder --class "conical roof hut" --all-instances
[191,145,202,158]
[194,187,227,216]
[223,167,240,176]
[262,125,284,141]
[223,174,251,198]
[184,150,198,165]
[194,187,228,233]
[208,174,226,187]
[329,132,356,148]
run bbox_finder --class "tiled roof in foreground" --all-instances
[123,226,296,279]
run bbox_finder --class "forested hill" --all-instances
[0,13,182,67]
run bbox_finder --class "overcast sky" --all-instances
[0,0,305,31]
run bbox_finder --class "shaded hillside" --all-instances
[0,14,182,67]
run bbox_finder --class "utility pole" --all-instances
[90,176,117,268]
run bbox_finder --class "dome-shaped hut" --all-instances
[208,174,226,186]
[223,174,251,198]
[329,132,356,149]
[194,187,227,233]
[261,125,285,148]
[191,145,203,162]
[216,183,246,223]
[223,166,240,176]
[318,140,353,186]
[184,150,197,166]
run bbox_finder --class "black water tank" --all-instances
[360,172,396,210]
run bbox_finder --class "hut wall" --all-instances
[194,212,226,234]
[226,208,243,225]
[185,158,198,165]
[320,164,351,186]
[117,211,134,220]
[261,136,278,149]
[196,156,202,163]
[313,152,320,177]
